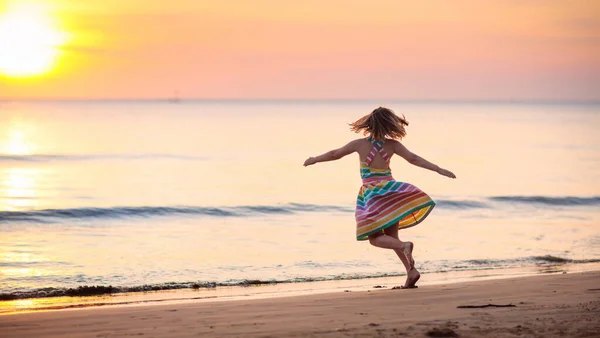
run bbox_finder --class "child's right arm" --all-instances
[392,141,456,179]
[303,139,360,167]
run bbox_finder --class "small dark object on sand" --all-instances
[391,285,418,290]
[426,327,459,337]
[457,303,516,308]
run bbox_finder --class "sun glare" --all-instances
[0,3,68,77]
[5,130,33,155]
[1,168,40,211]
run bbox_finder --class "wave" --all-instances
[0,275,400,301]
[437,195,600,208]
[465,255,600,266]
[0,204,353,223]
[490,195,600,206]
[1,255,598,301]
[412,196,600,209]
[0,154,206,162]
[435,200,489,209]
[1,196,598,223]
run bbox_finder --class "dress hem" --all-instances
[356,201,436,241]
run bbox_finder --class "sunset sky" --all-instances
[0,0,599,100]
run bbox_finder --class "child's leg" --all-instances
[368,229,414,269]
[369,226,420,288]
[382,226,412,271]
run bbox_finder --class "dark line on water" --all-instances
[0,204,354,223]
[436,200,489,209]
[0,154,206,162]
[490,196,600,206]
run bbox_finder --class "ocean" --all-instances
[1,100,599,312]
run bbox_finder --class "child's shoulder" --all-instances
[350,137,369,144]
[345,138,370,151]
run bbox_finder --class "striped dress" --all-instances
[356,137,436,241]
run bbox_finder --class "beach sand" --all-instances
[1,271,599,337]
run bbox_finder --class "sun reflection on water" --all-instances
[4,131,32,155]
[0,296,117,315]
[1,168,41,211]
[6,299,35,311]
[1,267,43,278]
[4,251,38,263]
[2,129,37,156]
[1,125,45,211]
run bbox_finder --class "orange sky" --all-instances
[0,0,599,100]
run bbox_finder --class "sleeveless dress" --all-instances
[355,137,436,241]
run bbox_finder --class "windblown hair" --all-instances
[349,107,409,141]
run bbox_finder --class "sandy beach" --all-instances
[1,271,598,337]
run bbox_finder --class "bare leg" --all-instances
[369,226,420,288]
[368,229,415,269]
[383,226,412,271]
[384,225,420,288]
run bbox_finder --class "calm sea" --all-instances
[1,100,599,310]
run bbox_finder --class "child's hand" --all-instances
[437,168,456,179]
[303,157,317,167]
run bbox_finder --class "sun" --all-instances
[0,3,68,78]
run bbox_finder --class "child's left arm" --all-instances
[304,140,359,166]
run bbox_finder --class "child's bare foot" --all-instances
[403,241,415,269]
[403,268,421,289]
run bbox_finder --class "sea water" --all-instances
[0,100,599,308]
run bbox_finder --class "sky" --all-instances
[0,0,599,100]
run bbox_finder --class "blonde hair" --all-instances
[349,107,409,141]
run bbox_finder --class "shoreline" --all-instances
[2,262,599,316]
[1,270,599,337]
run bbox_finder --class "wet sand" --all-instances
[1,271,599,337]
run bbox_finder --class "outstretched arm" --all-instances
[304,140,359,166]
[393,141,456,179]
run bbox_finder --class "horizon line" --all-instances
[1,98,599,104]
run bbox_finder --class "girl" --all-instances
[303,107,456,289]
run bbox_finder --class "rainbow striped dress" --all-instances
[356,138,436,241]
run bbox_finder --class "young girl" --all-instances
[303,107,456,289]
